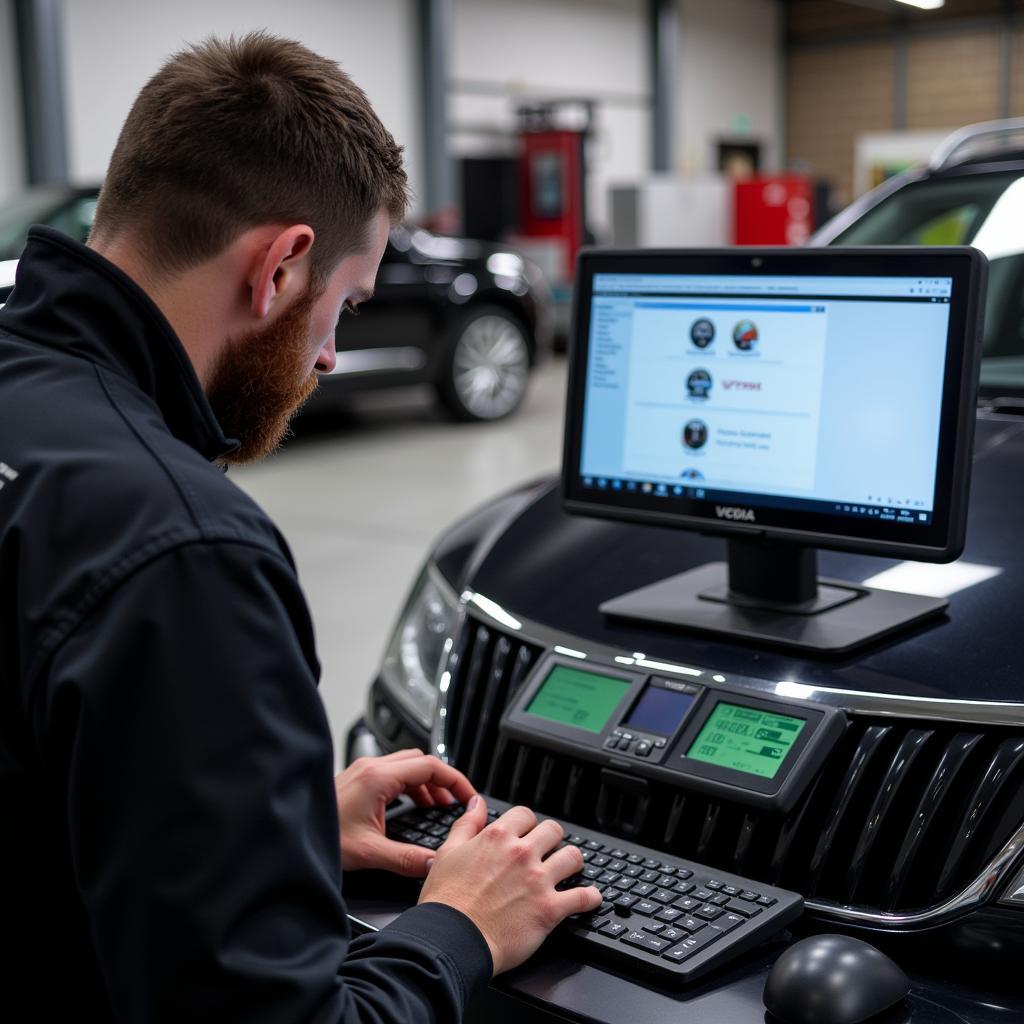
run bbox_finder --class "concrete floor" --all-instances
[233,357,567,767]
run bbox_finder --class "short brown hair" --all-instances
[91,32,409,282]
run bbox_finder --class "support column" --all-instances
[13,0,69,186]
[648,0,679,174]
[417,0,456,221]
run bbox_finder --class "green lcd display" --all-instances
[525,665,630,734]
[686,702,807,779]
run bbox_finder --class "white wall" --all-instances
[450,0,650,239]
[677,0,783,176]
[61,0,423,209]
[0,0,25,201]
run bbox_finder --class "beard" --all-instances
[207,285,322,464]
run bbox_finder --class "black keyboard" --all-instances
[385,794,802,985]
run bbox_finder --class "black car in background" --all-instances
[347,122,1024,1022]
[0,189,555,422]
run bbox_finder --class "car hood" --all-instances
[449,411,1024,705]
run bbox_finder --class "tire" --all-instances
[437,306,531,421]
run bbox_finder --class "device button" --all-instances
[739,890,760,902]
[695,904,724,921]
[420,836,443,849]
[674,896,700,912]
[659,864,677,876]
[653,738,666,748]
[660,926,686,943]
[640,869,660,883]
[626,853,645,865]
[673,881,695,897]
[726,898,762,919]
[632,900,658,917]
[604,736,620,750]
[705,880,724,891]
[662,929,722,963]
[584,839,603,851]
[582,866,603,880]
[709,912,745,935]
[591,854,610,867]
[608,859,627,872]
[635,741,652,757]
[567,834,586,846]
[721,884,741,897]
[603,921,627,938]
[756,895,778,907]
[614,894,639,912]
[617,736,632,751]
[655,906,684,924]
[642,858,661,870]
[622,930,671,955]
[643,921,666,934]
[631,882,655,898]
[709,894,730,907]
[677,915,706,933]
[676,868,694,880]
[692,888,713,902]
[622,865,643,878]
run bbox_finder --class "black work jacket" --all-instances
[0,228,491,1022]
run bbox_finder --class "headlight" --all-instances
[379,565,460,731]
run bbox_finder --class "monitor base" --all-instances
[599,562,948,655]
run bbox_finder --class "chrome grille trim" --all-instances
[429,574,1024,928]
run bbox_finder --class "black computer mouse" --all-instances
[764,934,910,1024]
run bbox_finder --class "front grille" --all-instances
[444,618,1024,915]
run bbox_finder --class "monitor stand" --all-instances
[599,537,948,655]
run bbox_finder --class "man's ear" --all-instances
[250,225,316,319]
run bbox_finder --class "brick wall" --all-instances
[788,43,894,206]
[906,32,1002,130]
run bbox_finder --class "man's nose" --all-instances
[316,336,337,375]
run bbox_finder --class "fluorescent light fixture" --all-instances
[893,0,944,9]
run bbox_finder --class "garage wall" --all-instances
[786,1,1024,207]
[0,0,25,201]
[449,0,649,239]
[677,0,783,176]
[61,0,423,209]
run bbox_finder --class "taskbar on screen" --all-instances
[577,475,932,526]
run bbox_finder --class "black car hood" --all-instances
[460,412,1024,705]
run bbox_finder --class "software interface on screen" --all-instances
[579,273,954,524]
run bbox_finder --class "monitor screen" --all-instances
[563,249,984,559]
[625,685,697,736]
[686,702,807,779]
[525,665,630,733]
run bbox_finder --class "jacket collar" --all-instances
[0,227,238,462]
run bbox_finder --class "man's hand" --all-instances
[335,749,476,877]
[418,797,603,975]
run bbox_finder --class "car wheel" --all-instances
[438,307,531,421]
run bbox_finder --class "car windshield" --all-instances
[831,169,1024,397]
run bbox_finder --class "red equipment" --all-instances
[733,175,815,246]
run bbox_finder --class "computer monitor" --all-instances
[562,247,987,654]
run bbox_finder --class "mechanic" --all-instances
[0,32,601,1023]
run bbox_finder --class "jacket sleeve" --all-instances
[33,539,492,1023]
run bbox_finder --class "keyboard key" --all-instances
[609,849,628,860]
[615,878,636,893]
[726,898,762,919]
[674,896,700,912]
[757,895,778,907]
[709,894,730,906]
[622,930,671,954]
[739,891,760,902]
[626,853,644,865]
[581,850,593,862]
[676,868,694,880]
[585,840,603,851]
[657,874,677,889]
[582,866,602,880]
[633,900,659,917]
[420,836,443,850]
[692,889,713,902]
[614,894,639,911]
[678,916,706,933]
[643,858,661,870]
[659,865,677,876]
[643,922,666,934]
[567,835,586,846]
[640,869,660,883]
[709,912,745,935]
[674,882,695,896]
[705,879,724,891]
[591,854,610,867]
[655,906,684,923]
[603,921,627,938]
[398,829,423,842]
[695,904,724,922]
[609,860,627,873]
[722,885,741,897]
[662,929,721,963]
[660,926,686,943]
[598,871,620,885]
[622,865,643,878]
[631,883,656,898]
[651,889,676,905]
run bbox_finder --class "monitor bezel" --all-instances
[562,246,987,562]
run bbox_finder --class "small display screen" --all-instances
[625,686,696,736]
[525,665,630,734]
[686,702,807,779]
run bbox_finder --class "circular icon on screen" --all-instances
[682,419,708,450]
[686,368,712,400]
[690,318,715,349]
[733,320,759,351]
[680,468,705,481]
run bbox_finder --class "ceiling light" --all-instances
[893,0,944,9]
